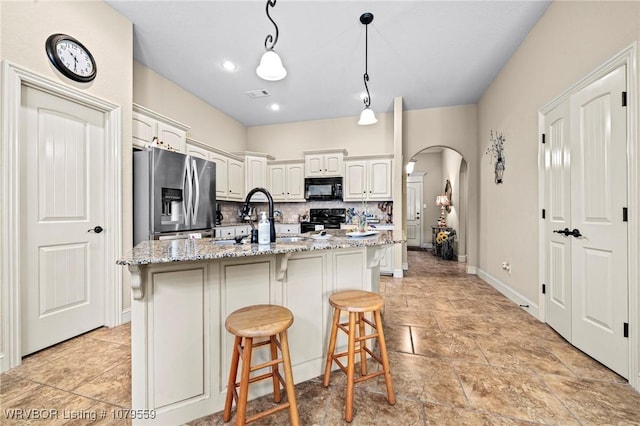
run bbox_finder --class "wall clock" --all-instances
[45,33,97,83]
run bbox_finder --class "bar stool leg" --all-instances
[223,335,242,422]
[357,312,367,376]
[345,312,357,423]
[279,330,300,426]
[374,310,396,405]
[269,336,282,403]
[236,337,253,426]
[323,308,341,387]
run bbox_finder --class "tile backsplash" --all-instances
[217,200,393,225]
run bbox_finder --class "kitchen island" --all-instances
[117,229,402,425]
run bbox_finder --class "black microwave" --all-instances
[304,177,343,200]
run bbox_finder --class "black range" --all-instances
[300,208,346,233]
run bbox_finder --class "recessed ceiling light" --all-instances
[222,60,237,72]
[270,103,280,111]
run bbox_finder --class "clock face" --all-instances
[56,39,94,78]
[46,34,97,82]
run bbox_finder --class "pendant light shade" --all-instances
[358,12,376,126]
[358,107,378,125]
[257,0,286,81]
[256,50,287,81]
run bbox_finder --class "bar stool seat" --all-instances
[323,290,395,422]
[223,304,299,426]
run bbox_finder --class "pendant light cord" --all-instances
[264,0,279,51]
[362,18,371,108]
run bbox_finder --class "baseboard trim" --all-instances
[466,265,477,274]
[475,268,540,320]
[120,308,131,324]
[457,254,467,263]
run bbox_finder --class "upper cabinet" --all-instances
[344,155,393,201]
[132,104,189,153]
[268,161,305,202]
[186,139,245,202]
[304,149,347,177]
[239,152,274,202]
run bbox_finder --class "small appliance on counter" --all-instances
[215,203,223,225]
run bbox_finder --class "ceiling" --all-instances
[106,1,551,127]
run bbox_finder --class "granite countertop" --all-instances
[117,229,403,266]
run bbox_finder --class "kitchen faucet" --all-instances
[242,187,276,243]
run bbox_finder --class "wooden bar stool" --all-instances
[322,290,395,422]
[223,304,299,426]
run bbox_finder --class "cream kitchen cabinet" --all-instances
[236,152,274,202]
[215,225,250,238]
[132,104,189,153]
[304,149,347,177]
[344,156,393,201]
[268,161,305,202]
[275,223,301,234]
[186,139,245,202]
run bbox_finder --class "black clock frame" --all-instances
[45,33,97,83]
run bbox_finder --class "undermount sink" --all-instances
[276,236,307,243]
[213,239,242,246]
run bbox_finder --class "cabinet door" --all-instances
[379,245,394,275]
[227,158,244,201]
[368,159,392,200]
[157,122,186,153]
[286,163,305,201]
[269,165,286,201]
[208,153,229,201]
[246,156,268,202]
[344,161,367,201]
[304,155,325,177]
[185,144,209,161]
[282,253,326,367]
[324,153,344,176]
[132,112,156,149]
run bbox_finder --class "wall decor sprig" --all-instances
[485,130,506,184]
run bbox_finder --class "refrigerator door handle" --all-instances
[183,158,192,225]
[191,159,200,222]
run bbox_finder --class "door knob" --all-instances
[88,226,104,234]
[571,228,582,238]
[553,228,571,236]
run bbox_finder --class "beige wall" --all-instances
[133,61,246,153]
[477,1,640,303]
[403,104,479,266]
[247,112,394,160]
[1,1,133,309]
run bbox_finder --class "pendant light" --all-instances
[358,12,377,125]
[256,0,287,81]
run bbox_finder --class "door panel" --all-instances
[545,100,572,340]
[21,85,106,355]
[406,180,422,247]
[570,65,628,377]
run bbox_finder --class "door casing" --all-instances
[537,43,639,391]
[1,61,123,372]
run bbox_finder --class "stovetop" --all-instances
[309,208,346,223]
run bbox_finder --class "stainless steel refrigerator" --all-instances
[133,147,216,245]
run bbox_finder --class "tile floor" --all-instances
[2,250,640,425]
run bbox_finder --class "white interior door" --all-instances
[544,64,628,379]
[406,177,423,247]
[570,65,628,378]
[20,85,106,355]
[544,99,572,340]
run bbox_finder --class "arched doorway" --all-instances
[405,146,468,263]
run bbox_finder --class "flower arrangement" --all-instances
[485,130,506,184]
[435,229,456,260]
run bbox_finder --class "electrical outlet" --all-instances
[501,261,511,274]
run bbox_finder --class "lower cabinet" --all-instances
[275,223,301,234]
[130,245,387,424]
